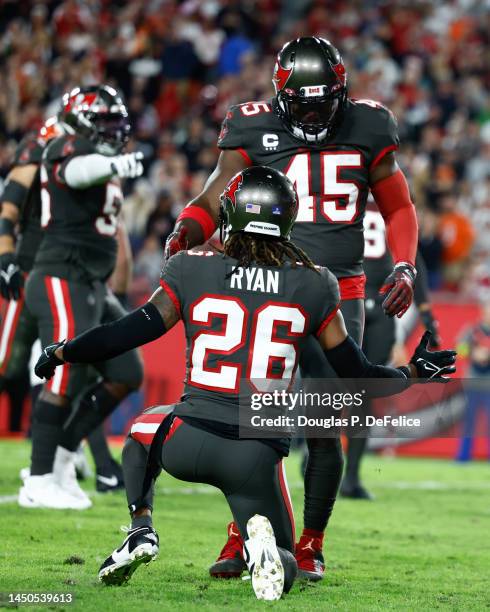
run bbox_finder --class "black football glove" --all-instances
[0,253,24,301]
[164,224,188,260]
[420,310,441,349]
[409,331,456,381]
[35,341,65,380]
[379,262,416,318]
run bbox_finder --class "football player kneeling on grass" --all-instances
[35,167,456,601]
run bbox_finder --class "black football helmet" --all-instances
[272,37,347,143]
[220,166,298,241]
[61,85,130,155]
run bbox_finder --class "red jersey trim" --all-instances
[236,148,252,166]
[159,279,182,316]
[369,144,398,172]
[338,274,366,300]
[165,416,183,443]
[316,303,340,338]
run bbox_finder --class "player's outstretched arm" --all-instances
[34,287,179,380]
[165,149,246,258]
[0,164,38,300]
[370,152,418,318]
[63,152,144,189]
[318,311,456,382]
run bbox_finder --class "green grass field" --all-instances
[0,439,489,611]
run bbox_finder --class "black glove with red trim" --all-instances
[164,224,188,260]
[379,262,416,318]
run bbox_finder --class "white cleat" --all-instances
[243,515,285,601]
[53,446,91,507]
[18,474,91,510]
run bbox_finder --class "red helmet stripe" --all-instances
[331,61,347,86]
[224,173,243,210]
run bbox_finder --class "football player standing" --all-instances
[18,85,144,509]
[165,37,419,580]
[0,110,134,493]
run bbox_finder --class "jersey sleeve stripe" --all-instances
[236,148,252,166]
[159,279,182,316]
[369,144,398,171]
[315,303,340,338]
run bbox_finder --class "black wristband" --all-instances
[0,217,15,237]
[63,302,166,363]
[2,179,29,209]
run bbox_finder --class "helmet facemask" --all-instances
[278,90,343,143]
[91,112,130,155]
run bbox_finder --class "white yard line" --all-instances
[2,480,490,505]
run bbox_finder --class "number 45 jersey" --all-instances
[218,98,399,280]
[160,250,340,425]
[34,134,123,282]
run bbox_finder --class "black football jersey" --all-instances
[11,135,44,273]
[218,98,399,278]
[363,201,392,296]
[160,251,339,425]
[34,134,122,282]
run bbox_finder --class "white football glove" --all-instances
[110,152,144,179]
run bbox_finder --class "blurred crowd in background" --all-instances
[0,0,489,302]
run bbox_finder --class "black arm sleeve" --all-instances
[414,250,430,306]
[325,336,410,397]
[63,302,166,364]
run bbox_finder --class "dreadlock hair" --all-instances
[223,231,320,275]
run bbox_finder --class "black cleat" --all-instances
[96,459,125,493]
[98,526,159,586]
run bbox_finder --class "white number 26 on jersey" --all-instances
[189,295,307,393]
